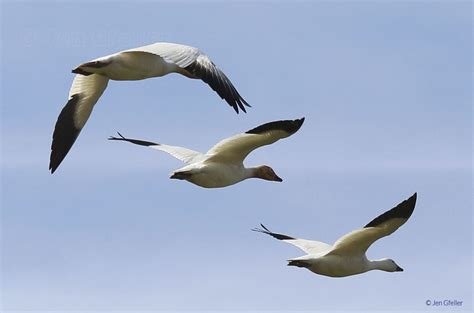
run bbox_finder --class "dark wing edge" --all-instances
[252,223,296,241]
[364,193,417,228]
[246,118,305,135]
[184,58,250,114]
[108,132,160,147]
[49,94,82,174]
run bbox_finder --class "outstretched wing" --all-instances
[205,118,305,164]
[108,132,204,164]
[124,42,250,113]
[124,42,200,68]
[50,74,109,173]
[328,193,417,256]
[252,224,331,256]
[183,54,250,113]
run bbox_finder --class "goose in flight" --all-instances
[253,193,417,278]
[49,42,250,173]
[108,118,305,188]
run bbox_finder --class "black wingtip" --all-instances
[72,60,110,76]
[49,164,57,174]
[260,223,270,232]
[108,133,160,147]
[49,94,82,174]
[287,260,310,268]
[246,117,306,135]
[183,60,251,114]
[108,131,126,141]
[294,117,305,132]
[364,192,418,228]
[403,192,417,212]
[230,97,248,114]
[251,223,269,233]
[251,224,296,241]
[232,104,240,114]
[71,68,93,76]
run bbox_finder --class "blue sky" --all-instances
[1,0,472,312]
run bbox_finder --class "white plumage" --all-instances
[109,118,305,188]
[50,42,250,173]
[253,193,417,277]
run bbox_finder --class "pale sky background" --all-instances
[1,0,472,312]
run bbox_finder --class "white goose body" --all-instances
[78,43,194,80]
[253,193,417,278]
[109,118,305,188]
[86,53,178,80]
[174,162,251,188]
[291,254,371,277]
[50,42,250,174]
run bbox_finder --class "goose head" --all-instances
[376,258,404,272]
[254,166,283,182]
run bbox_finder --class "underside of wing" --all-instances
[205,118,305,164]
[328,228,384,257]
[123,42,200,68]
[49,74,109,173]
[122,42,250,113]
[364,193,417,228]
[108,132,204,164]
[252,224,331,255]
[328,193,417,256]
[183,54,250,113]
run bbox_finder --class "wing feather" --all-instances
[123,42,250,113]
[252,224,331,255]
[328,193,417,256]
[184,54,250,113]
[108,133,204,164]
[49,74,109,173]
[123,42,200,68]
[205,118,305,164]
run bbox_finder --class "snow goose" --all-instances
[253,193,417,278]
[49,42,250,173]
[108,118,305,188]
